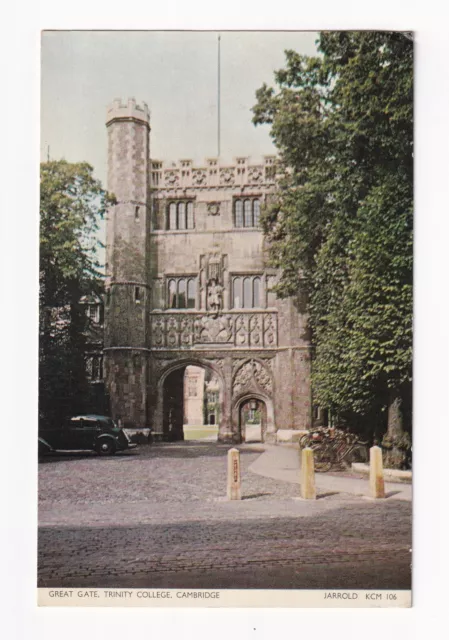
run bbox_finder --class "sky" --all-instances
[41,31,319,184]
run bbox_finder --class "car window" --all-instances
[83,419,98,428]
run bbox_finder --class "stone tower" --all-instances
[104,98,151,427]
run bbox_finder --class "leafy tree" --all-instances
[253,32,413,466]
[39,160,112,427]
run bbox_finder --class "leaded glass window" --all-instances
[243,277,252,308]
[177,202,186,230]
[253,277,261,307]
[232,275,264,309]
[187,202,194,229]
[244,199,252,227]
[177,279,186,309]
[253,199,260,226]
[169,203,177,230]
[233,277,242,308]
[187,278,196,308]
[169,279,177,308]
[235,200,243,227]
[167,277,198,309]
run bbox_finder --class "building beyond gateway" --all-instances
[104,98,312,443]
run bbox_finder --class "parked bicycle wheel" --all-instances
[299,434,311,448]
[349,444,369,464]
[313,443,334,473]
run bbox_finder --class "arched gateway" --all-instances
[103,98,313,444]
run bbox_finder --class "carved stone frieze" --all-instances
[263,313,277,347]
[165,170,180,186]
[234,314,249,347]
[219,168,235,186]
[152,316,165,348]
[249,314,263,347]
[166,316,179,348]
[180,316,194,347]
[247,166,264,184]
[192,169,207,186]
[150,311,278,348]
[200,314,233,343]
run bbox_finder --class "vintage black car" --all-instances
[38,415,136,456]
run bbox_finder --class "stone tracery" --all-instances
[232,358,273,396]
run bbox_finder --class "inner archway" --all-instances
[239,397,267,443]
[162,364,222,442]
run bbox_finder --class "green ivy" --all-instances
[253,32,413,435]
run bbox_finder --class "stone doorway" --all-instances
[239,397,267,443]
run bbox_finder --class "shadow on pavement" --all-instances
[317,491,339,499]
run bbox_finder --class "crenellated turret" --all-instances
[104,98,151,427]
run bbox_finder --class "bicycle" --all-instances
[313,438,369,472]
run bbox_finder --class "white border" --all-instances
[2,1,449,638]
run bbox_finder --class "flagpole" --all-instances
[217,34,221,158]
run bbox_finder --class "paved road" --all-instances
[38,442,411,590]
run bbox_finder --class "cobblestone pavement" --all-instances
[38,442,412,590]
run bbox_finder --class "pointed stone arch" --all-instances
[232,391,275,443]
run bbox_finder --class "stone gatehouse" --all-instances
[104,98,312,443]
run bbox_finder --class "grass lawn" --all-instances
[183,425,218,441]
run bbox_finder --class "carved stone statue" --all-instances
[207,278,223,317]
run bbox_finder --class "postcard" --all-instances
[38,30,412,608]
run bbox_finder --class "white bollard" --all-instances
[369,445,385,499]
[300,447,317,500]
[227,448,242,500]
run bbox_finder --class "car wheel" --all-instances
[96,439,116,456]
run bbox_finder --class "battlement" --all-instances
[151,156,276,169]
[106,98,150,127]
